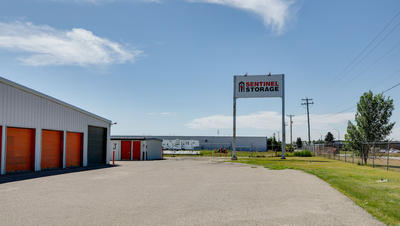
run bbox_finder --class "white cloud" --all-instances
[0,21,141,66]
[147,112,176,116]
[188,0,297,34]
[186,111,355,130]
[186,111,355,140]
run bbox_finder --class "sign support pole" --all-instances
[281,74,286,159]
[232,76,237,160]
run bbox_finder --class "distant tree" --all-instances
[296,137,302,148]
[267,137,272,151]
[346,91,395,164]
[267,136,279,151]
[287,144,293,152]
[325,132,335,144]
[314,139,324,144]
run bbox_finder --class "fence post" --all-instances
[333,144,335,160]
[361,144,364,165]
[344,142,347,162]
[326,144,327,158]
[372,143,375,168]
[352,148,354,164]
[387,140,390,171]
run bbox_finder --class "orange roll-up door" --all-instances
[6,127,35,172]
[41,130,63,170]
[132,141,141,160]
[121,141,131,160]
[66,132,83,167]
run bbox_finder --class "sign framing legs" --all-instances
[281,74,286,159]
[232,76,238,160]
[232,74,286,160]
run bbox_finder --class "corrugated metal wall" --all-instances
[0,81,111,174]
[0,83,108,131]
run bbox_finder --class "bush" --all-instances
[294,150,313,157]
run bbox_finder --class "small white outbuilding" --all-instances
[110,136,163,161]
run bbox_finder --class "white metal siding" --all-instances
[0,83,109,131]
[146,140,162,160]
[110,140,121,161]
[141,141,146,160]
[0,81,111,174]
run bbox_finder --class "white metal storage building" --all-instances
[110,136,163,161]
[0,76,112,175]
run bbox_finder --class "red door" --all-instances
[132,141,141,160]
[66,132,83,167]
[121,141,131,160]
[6,127,35,172]
[41,130,63,169]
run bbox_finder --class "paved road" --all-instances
[0,158,382,225]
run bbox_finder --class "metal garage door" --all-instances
[6,127,35,172]
[87,126,107,166]
[41,130,63,170]
[66,132,83,167]
[132,141,141,160]
[121,140,131,160]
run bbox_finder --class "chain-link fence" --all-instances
[300,141,400,172]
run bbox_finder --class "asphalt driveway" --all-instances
[0,158,383,225]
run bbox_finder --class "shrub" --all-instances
[294,150,313,157]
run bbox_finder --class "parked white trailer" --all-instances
[162,139,200,150]
[162,140,173,150]
[181,140,200,150]
[172,139,181,150]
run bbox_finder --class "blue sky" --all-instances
[1,0,400,141]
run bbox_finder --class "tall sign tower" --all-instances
[232,74,286,159]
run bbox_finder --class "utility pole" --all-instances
[301,98,314,144]
[287,114,294,149]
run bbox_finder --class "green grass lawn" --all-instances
[236,157,400,225]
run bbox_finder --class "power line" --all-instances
[336,105,357,114]
[301,98,314,143]
[325,80,400,117]
[314,81,400,142]
[342,20,400,80]
[334,9,400,82]
[348,39,400,82]
[321,9,400,122]
[382,81,400,93]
